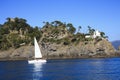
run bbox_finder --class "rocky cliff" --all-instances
[41,39,115,59]
[0,38,116,60]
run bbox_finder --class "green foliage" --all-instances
[100,32,108,38]
[87,26,95,35]
[77,26,82,33]
[30,26,42,40]
[95,36,102,42]
[0,17,42,50]
[70,33,86,45]
[56,39,62,44]
[4,17,30,31]
[67,23,76,34]
[85,37,93,41]
[0,27,10,35]
[0,35,12,50]
[62,38,70,45]
[51,20,63,27]
[51,28,60,35]
[42,38,49,43]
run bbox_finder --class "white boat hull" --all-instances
[28,59,47,64]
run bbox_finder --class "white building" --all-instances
[93,30,101,38]
[85,30,101,39]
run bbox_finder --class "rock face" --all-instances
[10,46,34,58]
[0,38,115,60]
[41,39,115,59]
[0,46,34,60]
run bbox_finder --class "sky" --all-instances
[0,0,120,41]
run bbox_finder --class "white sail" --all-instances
[34,37,42,58]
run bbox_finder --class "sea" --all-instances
[0,58,120,80]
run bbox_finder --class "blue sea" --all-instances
[0,58,120,80]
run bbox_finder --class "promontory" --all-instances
[0,17,118,60]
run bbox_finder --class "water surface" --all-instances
[0,58,120,80]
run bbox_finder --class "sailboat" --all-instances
[28,37,47,64]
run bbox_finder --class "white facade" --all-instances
[85,30,101,39]
[93,30,101,38]
[85,35,91,38]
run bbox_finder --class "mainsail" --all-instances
[34,37,42,58]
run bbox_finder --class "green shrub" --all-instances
[63,38,70,45]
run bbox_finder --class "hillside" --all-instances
[0,17,117,60]
[0,17,41,50]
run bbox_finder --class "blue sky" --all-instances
[0,0,120,41]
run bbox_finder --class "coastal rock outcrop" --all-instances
[10,46,34,58]
[41,39,115,59]
[0,18,117,60]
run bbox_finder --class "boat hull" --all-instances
[28,59,47,64]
